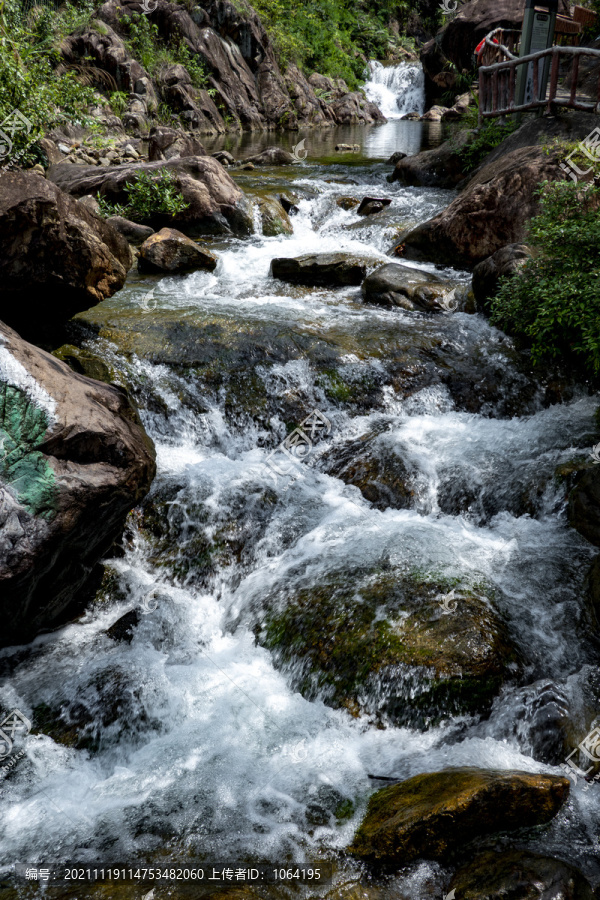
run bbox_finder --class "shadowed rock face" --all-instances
[0,321,156,648]
[270,252,370,286]
[0,171,131,344]
[348,768,570,868]
[448,849,596,900]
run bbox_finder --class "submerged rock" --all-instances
[138,227,218,273]
[321,431,414,510]
[256,567,518,726]
[348,768,570,867]
[448,849,595,900]
[0,320,156,647]
[270,252,369,286]
[0,171,131,344]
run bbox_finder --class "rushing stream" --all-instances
[1,85,600,897]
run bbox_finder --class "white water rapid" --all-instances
[364,60,426,119]
[1,135,600,897]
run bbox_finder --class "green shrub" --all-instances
[457,117,517,173]
[97,168,189,221]
[119,11,210,90]
[490,179,600,372]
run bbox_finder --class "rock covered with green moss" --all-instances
[256,566,519,726]
[0,320,156,647]
[348,768,570,868]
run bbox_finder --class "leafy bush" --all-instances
[490,179,600,372]
[0,0,98,163]
[97,168,189,221]
[457,118,517,173]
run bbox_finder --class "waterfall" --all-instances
[364,60,425,119]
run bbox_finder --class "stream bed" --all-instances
[1,117,600,898]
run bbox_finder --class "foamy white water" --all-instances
[364,60,425,118]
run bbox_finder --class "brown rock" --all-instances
[138,227,218,273]
[357,197,392,216]
[107,215,155,245]
[0,320,156,647]
[0,171,131,344]
[348,768,570,868]
[148,125,206,161]
[472,243,532,310]
[241,147,295,166]
[401,146,562,268]
[46,157,254,237]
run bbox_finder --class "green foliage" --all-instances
[458,118,517,173]
[97,168,189,222]
[0,0,98,163]
[247,0,402,88]
[109,90,128,116]
[119,11,210,90]
[490,179,600,372]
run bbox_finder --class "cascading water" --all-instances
[1,133,600,897]
[364,60,425,118]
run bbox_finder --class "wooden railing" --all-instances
[478,34,600,124]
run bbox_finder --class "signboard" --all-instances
[515,0,558,112]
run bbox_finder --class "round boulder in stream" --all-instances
[256,567,519,726]
[362,263,449,311]
[138,227,218,274]
[348,769,570,869]
[270,252,371,286]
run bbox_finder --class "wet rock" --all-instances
[336,143,360,152]
[388,152,407,165]
[271,252,369,287]
[257,567,518,726]
[472,243,532,311]
[107,215,155,245]
[321,431,414,510]
[278,194,299,215]
[362,263,447,312]
[337,197,359,210]
[0,320,156,648]
[348,768,570,867]
[106,608,141,643]
[357,197,392,217]
[448,849,595,900]
[0,171,131,344]
[241,148,295,166]
[568,467,600,547]
[47,156,254,237]
[138,227,218,273]
[390,129,477,188]
[401,146,562,268]
[258,196,293,237]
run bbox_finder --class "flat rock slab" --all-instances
[362,263,448,311]
[348,768,569,868]
[138,227,218,274]
[270,252,370,286]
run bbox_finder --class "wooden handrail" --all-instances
[478,43,600,124]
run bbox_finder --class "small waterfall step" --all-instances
[364,60,425,119]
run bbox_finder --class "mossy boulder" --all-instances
[258,196,293,236]
[447,849,595,900]
[256,567,518,726]
[348,768,570,868]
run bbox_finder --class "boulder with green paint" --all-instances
[256,566,518,726]
[348,768,570,868]
[0,321,156,647]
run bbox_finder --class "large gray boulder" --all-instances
[47,156,254,237]
[0,171,131,344]
[0,320,156,647]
